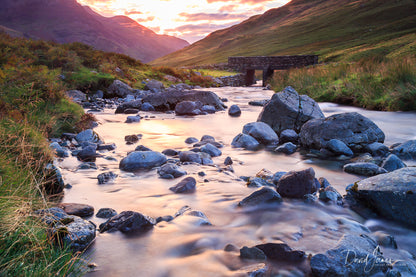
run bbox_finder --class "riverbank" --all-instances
[270,56,416,111]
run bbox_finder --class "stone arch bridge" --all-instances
[228,55,318,86]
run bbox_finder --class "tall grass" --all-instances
[0,121,86,276]
[270,56,416,111]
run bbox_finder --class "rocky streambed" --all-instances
[44,84,416,276]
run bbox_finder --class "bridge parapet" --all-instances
[228,55,318,86]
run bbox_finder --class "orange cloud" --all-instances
[219,4,238,12]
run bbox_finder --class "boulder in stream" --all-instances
[228,105,241,117]
[119,151,167,171]
[257,86,324,134]
[255,242,305,262]
[169,177,197,193]
[381,154,406,172]
[107,80,134,97]
[276,168,318,198]
[231,133,261,150]
[99,211,156,233]
[300,112,385,152]
[242,122,279,145]
[57,203,94,218]
[392,140,416,160]
[347,167,416,228]
[158,163,187,179]
[238,187,282,207]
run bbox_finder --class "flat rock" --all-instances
[343,162,387,176]
[300,112,385,152]
[348,167,416,228]
[57,203,94,218]
[276,168,318,198]
[142,90,225,111]
[258,86,324,134]
[119,151,167,171]
[99,211,156,233]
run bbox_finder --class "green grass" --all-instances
[196,69,238,77]
[270,56,416,111]
[151,0,416,66]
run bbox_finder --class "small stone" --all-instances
[77,146,97,162]
[279,129,299,144]
[343,162,387,176]
[125,115,141,123]
[123,108,139,114]
[135,145,152,151]
[231,133,260,150]
[224,156,233,166]
[185,137,199,144]
[96,208,117,218]
[162,149,178,156]
[224,243,239,252]
[228,105,241,117]
[156,215,174,223]
[169,177,196,193]
[274,142,297,154]
[157,163,187,178]
[381,154,406,172]
[125,134,140,144]
[256,242,305,262]
[97,172,118,184]
[276,168,318,198]
[365,142,390,157]
[99,211,155,233]
[238,187,282,207]
[200,143,222,157]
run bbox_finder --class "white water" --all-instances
[57,86,416,276]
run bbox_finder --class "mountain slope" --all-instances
[0,0,189,63]
[152,0,416,66]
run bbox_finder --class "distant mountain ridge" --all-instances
[152,0,416,66]
[0,0,189,63]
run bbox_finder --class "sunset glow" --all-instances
[76,0,290,43]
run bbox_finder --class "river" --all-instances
[57,85,416,276]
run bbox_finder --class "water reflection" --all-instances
[58,86,416,276]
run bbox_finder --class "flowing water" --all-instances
[57,85,416,276]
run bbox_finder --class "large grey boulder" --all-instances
[142,90,226,111]
[310,234,389,276]
[119,151,167,171]
[392,140,416,160]
[300,112,385,152]
[348,167,416,228]
[107,80,134,97]
[257,86,324,134]
[242,122,279,145]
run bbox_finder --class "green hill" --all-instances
[151,0,416,66]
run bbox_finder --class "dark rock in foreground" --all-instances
[119,151,167,171]
[99,211,156,233]
[276,168,317,198]
[310,234,389,276]
[36,208,95,252]
[347,167,416,228]
[300,112,385,152]
[57,203,94,218]
[258,86,324,134]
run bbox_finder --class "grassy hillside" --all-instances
[0,32,222,275]
[152,0,416,66]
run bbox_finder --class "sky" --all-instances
[76,0,290,43]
